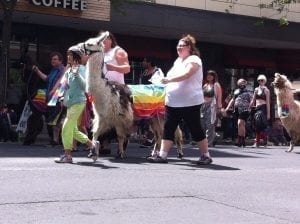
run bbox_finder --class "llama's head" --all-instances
[272,73,293,90]
[80,31,109,55]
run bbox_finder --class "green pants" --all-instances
[62,103,89,150]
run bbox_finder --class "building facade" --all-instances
[1,0,300,91]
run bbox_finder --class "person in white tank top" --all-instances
[94,31,131,155]
[101,31,130,84]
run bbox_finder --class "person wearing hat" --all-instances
[225,78,253,147]
[249,74,270,148]
[54,45,98,163]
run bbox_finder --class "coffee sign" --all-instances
[30,0,87,11]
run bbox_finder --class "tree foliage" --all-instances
[259,0,299,26]
[227,0,300,26]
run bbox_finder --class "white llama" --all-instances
[82,32,134,159]
[80,32,183,159]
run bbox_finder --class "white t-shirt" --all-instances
[165,55,204,107]
[103,46,125,84]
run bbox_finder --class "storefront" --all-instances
[1,0,300,95]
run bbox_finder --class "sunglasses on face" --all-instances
[258,79,264,82]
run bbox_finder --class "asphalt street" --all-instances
[0,141,299,224]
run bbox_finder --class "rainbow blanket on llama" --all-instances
[128,84,165,118]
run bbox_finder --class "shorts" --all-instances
[237,111,249,121]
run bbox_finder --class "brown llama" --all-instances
[272,73,300,152]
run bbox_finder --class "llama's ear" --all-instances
[275,73,281,78]
[98,31,109,43]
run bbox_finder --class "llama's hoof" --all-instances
[177,153,184,159]
[92,156,98,162]
[285,143,294,152]
[90,141,100,162]
[146,154,154,159]
[115,154,124,159]
[151,151,159,157]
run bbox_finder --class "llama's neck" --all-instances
[86,52,105,93]
[277,89,294,106]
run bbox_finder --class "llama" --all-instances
[272,73,300,152]
[81,32,183,159]
[148,115,183,158]
[82,32,134,159]
[128,84,183,158]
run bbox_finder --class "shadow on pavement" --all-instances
[0,143,254,170]
[174,162,240,171]
[106,157,241,171]
[73,161,119,169]
[0,142,262,161]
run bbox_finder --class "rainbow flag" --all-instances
[48,75,68,106]
[128,84,165,118]
[32,89,47,113]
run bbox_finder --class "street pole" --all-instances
[0,0,17,106]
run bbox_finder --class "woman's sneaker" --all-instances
[54,155,73,164]
[146,155,168,163]
[197,155,213,165]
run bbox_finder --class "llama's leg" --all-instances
[86,129,100,162]
[151,143,158,157]
[112,124,125,159]
[123,136,129,152]
[151,135,161,157]
[174,126,183,158]
[116,137,125,159]
[99,130,114,155]
[88,122,106,160]
[92,120,101,143]
[286,131,296,152]
[149,117,162,157]
[286,141,294,152]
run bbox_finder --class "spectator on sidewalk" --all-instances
[0,105,18,142]
[97,31,131,154]
[249,74,270,148]
[30,52,65,145]
[225,79,253,147]
[201,70,222,147]
[221,92,237,142]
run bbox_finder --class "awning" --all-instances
[237,59,276,68]
[224,46,276,68]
